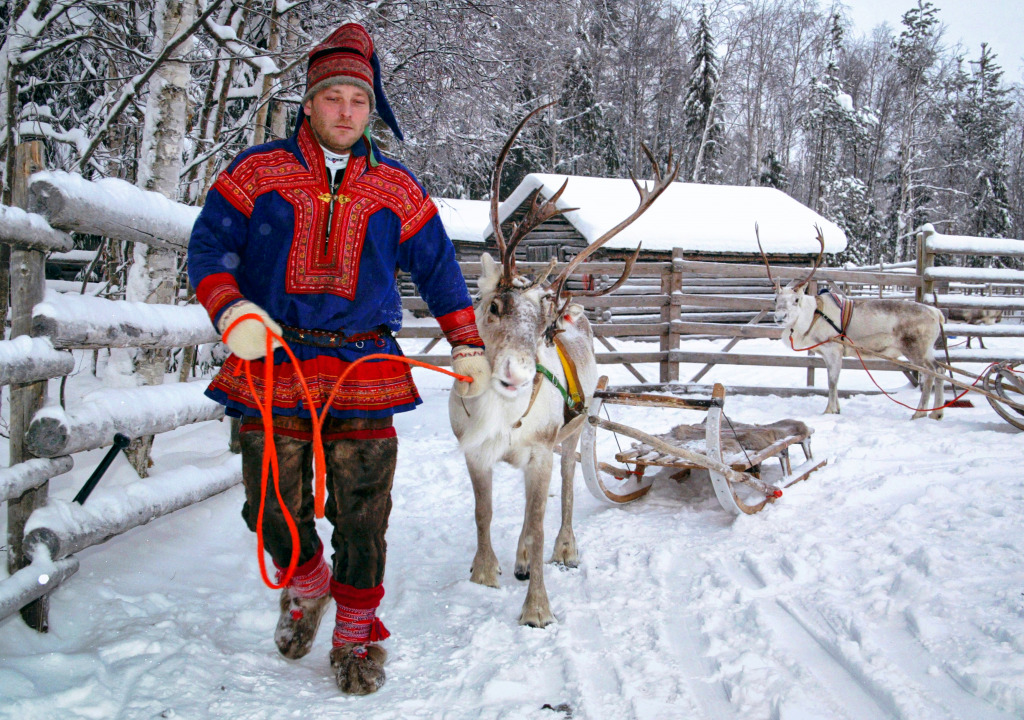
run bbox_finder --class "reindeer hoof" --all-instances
[514,566,530,581]
[550,532,578,568]
[519,606,555,628]
[470,554,501,587]
[550,546,579,569]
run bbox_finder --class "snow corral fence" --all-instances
[1,141,234,631]
[404,237,1024,395]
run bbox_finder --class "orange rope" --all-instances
[222,313,472,588]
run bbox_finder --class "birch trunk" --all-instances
[112,0,196,477]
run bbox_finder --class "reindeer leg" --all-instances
[466,456,501,587]
[518,449,555,627]
[822,347,841,414]
[928,360,945,420]
[550,432,580,568]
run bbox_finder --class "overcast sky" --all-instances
[843,0,1024,76]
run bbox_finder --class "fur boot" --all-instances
[330,642,387,695]
[275,589,331,660]
[273,546,332,660]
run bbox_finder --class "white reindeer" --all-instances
[449,105,678,626]
[758,227,945,419]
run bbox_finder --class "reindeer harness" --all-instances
[809,289,854,337]
[511,333,587,430]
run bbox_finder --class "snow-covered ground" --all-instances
[1,334,1023,719]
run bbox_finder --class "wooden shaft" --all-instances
[835,338,1024,412]
[588,415,756,487]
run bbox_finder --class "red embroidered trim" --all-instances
[283,124,436,299]
[212,171,254,217]
[437,307,483,347]
[399,195,438,243]
[232,148,312,200]
[212,355,419,413]
[195,273,244,323]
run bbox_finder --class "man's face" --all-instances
[304,83,371,154]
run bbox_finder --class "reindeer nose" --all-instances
[498,358,534,389]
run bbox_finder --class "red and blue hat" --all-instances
[304,23,403,141]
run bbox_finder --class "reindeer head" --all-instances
[477,103,679,399]
[757,224,826,331]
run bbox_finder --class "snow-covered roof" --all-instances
[434,198,490,242]
[484,174,847,255]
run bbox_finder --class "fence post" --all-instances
[660,248,683,383]
[6,139,50,631]
[916,223,935,304]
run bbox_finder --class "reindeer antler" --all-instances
[755,222,777,289]
[489,102,578,282]
[549,143,680,307]
[792,225,826,291]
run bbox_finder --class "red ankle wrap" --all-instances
[330,581,390,647]
[274,544,330,599]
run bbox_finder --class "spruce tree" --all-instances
[681,3,723,183]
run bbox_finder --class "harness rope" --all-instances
[787,327,986,415]
[222,313,472,589]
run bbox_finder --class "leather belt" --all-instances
[280,324,391,349]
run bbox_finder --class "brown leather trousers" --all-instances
[239,415,397,589]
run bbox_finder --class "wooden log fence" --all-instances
[0,146,237,630]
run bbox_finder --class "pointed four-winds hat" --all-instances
[304,22,404,141]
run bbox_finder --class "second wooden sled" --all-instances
[579,377,828,515]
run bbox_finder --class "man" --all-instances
[187,22,489,695]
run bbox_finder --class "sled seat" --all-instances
[615,418,813,477]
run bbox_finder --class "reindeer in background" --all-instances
[449,105,678,627]
[759,227,946,419]
[944,306,1003,349]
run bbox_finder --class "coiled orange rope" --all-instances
[222,313,472,589]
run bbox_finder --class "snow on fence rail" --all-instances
[33,291,219,349]
[917,224,1024,342]
[1,158,233,630]
[26,382,224,457]
[27,170,199,252]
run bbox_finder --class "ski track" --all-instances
[2,360,1024,719]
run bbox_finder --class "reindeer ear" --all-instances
[556,303,585,329]
[478,253,500,296]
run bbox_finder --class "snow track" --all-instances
[2,355,1023,718]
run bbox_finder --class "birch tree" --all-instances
[113,0,197,476]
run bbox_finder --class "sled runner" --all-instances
[578,377,827,514]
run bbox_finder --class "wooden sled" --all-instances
[579,377,828,514]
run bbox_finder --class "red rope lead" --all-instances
[221,313,472,589]
[788,333,994,415]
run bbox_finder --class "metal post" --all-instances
[7,139,50,631]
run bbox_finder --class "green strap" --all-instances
[536,363,570,406]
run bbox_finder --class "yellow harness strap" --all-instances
[553,335,585,412]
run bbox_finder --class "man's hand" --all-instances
[451,346,490,398]
[217,301,283,360]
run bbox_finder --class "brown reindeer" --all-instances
[758,227,945,419]
[944,307,1003,348]
[449,105,679,626]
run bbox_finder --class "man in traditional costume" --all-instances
[188,22,489,694]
